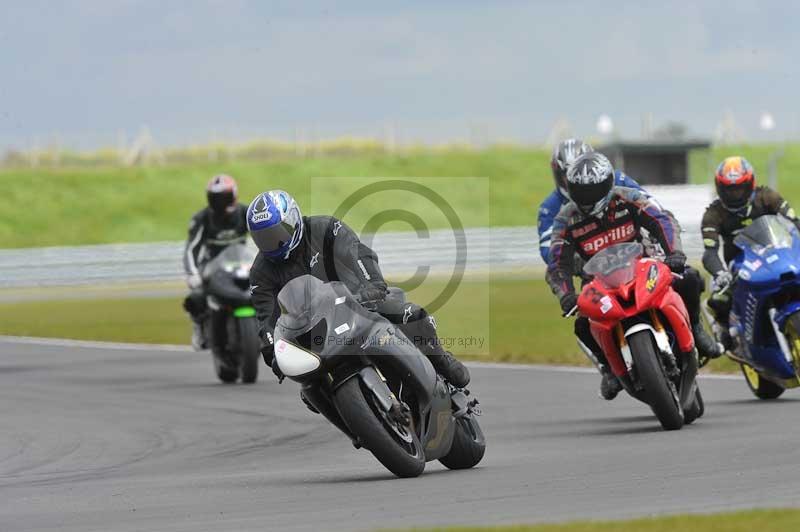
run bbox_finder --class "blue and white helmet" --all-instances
[247,190,304,259]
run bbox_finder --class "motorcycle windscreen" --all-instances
[734,215,795,254]
[275,275,350,338]
[583,242,643,288]
[201,243,258,279]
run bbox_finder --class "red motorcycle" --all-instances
[576,242,704,430]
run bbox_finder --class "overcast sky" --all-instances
[1,0,798,150]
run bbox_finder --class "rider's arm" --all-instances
[700,206,726,276]
[183,213,205,277]
[249,256,280,346]
[545,211,576,300]
[537,191,562,264]
[628,192,682,255]
[329,217,388,290]
[762,188,800,230]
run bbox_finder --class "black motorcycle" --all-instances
[201,244,261,384]
[273,275,485,478]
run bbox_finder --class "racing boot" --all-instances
[599,366,622,400]
[693,323,723,360]
[428,351,471,388]
[191,321,207,351]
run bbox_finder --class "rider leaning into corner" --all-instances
[702,156,800,350]
[182,175,249,350]
[546,152,723,400]
[245,190,471,389]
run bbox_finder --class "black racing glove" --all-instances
[357,285,388,311]
[261,343,284,382]
[559,293,579,316]
[664,251,687,274]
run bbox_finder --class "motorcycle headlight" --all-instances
[275,339,321,377]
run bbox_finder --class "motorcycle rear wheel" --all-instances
[439,416,485,470]
[683,387,704,424]
[334,377,425,478]
[741,364,784,400]
[628,330,684,430]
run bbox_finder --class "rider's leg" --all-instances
[707,283,734,350]
[672,267,722,358]
[183,290,208,351]
[376,290,470,388]
[575,316,621,400]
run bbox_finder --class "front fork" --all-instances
[618,310,698,410]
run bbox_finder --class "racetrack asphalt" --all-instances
[2,336,799,532]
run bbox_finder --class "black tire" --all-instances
[683,387,704,425]
[334,377,425,478]
[237,318,260,384]
[628,330,684,430]
[439,416,485,470]
[213,352,238,383]
[741,364,784,400]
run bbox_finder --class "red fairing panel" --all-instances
[634,260,671,312]
[577,283,626,322]
[591,323,628,377]
[658,290,694,352]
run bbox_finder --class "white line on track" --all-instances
[0,335,742,380]
[0,335,191,352]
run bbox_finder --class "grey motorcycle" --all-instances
[273,275,485,478]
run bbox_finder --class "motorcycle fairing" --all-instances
[580,259,694,378]
[729,224,800,384]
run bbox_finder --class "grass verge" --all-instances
[395,508,800,531]
[2,144,800,248]
[0,278,737,373]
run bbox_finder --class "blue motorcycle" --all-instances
[709,215,800,399]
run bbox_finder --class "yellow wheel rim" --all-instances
[742,364,760,389]
[784,321,800,381]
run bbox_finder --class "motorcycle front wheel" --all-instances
[334,377,425,478]
[628,330,684,430]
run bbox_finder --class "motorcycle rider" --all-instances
[547,152,722,400]
[702,156,800,349]
[246,189,471,388]
[538,138,648,263]
[183,174,249,350]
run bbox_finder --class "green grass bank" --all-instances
[3,143,800,248]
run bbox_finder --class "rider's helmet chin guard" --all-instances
[551,138,594,199]
[566,152,615,217]
[247,190,304,260]
[206,174,239,215]
[715,156,756,214]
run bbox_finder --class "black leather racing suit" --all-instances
[249,215,447,361]
[546,187,705,366]
[701,186,800,323]
[182,204,249,319]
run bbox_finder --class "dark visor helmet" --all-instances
[206,174,238,215]
[246,190,304,260]
[566,152,615,217]
[551,138,594,198]
[715,156,755,213]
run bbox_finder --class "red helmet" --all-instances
[206,174,238,214]
[715,157,755,212]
